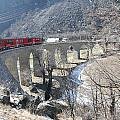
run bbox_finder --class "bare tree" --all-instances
[84,57,120,120]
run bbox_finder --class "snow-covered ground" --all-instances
[74,63,92,105]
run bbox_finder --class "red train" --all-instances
[0,37,44,51]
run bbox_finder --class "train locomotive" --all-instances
[0,37,44,51]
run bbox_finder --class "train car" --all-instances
[46,38,59,43]
[32,38,43,44]
[21,38,32,46]
[0,39,5,51]
[4,39,17,48]
[0,37,44,51]
[15,38,24,47]
[20,38,43,46]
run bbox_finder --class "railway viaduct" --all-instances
[0,40,120,88]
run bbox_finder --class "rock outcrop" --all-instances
[36,100,68,119]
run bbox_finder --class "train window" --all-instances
[7,40,13,44]
[28,39,32,42]
[20,39,23,43]
[0,41,2,44]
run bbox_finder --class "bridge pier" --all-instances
[60,48,68,63]
[33,51,43,77]
[75,49,80,59]
[48,49,56,67]
[19,53,32,86]
[5,56,19,81]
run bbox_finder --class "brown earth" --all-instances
[0,103,51,120]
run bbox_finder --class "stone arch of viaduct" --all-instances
[0,41,119,87]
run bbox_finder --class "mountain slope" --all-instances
[0,0,62,34]
[1,0,119,39]
[2,0,92,38]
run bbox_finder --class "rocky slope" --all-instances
[0,0,62,34]
[85,5,120,40]
[1,0,92,38]
[1,0,120,39]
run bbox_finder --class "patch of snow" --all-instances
[36,101,53,110]
[10,94,24,105]
[76,93,92,105]
[80,81,91,89]
[52,100,68,107]
[39,116,53,120]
